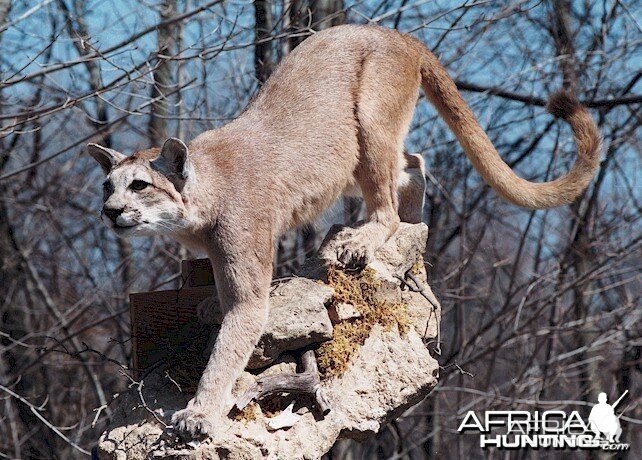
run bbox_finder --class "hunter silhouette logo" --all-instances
[588,391,627,444]
[457,390,630,451]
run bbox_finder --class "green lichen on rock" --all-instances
[316,266,410,378]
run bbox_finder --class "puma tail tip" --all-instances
[547,90,582,119]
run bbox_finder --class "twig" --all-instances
[440,362,474,378]
[0,383,91,456]
[396,272,442,355]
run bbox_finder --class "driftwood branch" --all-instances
[235,349,331,416]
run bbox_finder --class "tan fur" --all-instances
[86,25,601,437]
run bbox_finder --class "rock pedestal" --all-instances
[97,223,440,460]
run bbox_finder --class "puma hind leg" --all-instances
[327,52,419,267]
[398,152,426,223]
[333,153,401,266]
[332,151,424,266]
[333,152,425,266]
[341,152,426,224]
[329,123,403,266]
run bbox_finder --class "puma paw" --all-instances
[171,405,216,438]
[337,242,373,268]
[328,228,374,268]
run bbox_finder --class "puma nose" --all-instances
[103,207,124,223]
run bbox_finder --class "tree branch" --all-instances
[454,80,641,108]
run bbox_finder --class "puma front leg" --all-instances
[172,234,272,437]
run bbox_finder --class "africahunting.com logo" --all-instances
[457,391,630,451]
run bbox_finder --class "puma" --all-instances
[87,24,601,437]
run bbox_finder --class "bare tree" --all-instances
[0,1,639,458]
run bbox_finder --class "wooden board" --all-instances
[180,258,214,287]
[130,284,216,391]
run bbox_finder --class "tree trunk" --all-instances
[0,0,11,31]
[148,0,178,144]
[311,0,344,29]
[254,0,274,84]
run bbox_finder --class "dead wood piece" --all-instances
[235,350,331,416]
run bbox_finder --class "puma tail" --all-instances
[419,51,602,209]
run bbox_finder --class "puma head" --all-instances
[86,138,194,237]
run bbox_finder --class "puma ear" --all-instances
[152,138,191,188]
[87,144,126,174]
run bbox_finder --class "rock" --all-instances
[371,276,402,303]
[368,223,429,280]
[327,302,361,323]
[97,223,440,460]
[402,276,441,340]
[98,324,438,459]
[249,278,334,368]
[200,278,334,369]
[98,422,165,460]
[301,222,429,281]
[333,324,438,440]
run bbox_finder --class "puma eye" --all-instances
[130,180,150,191]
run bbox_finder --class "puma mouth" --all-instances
[112,223,140,233]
